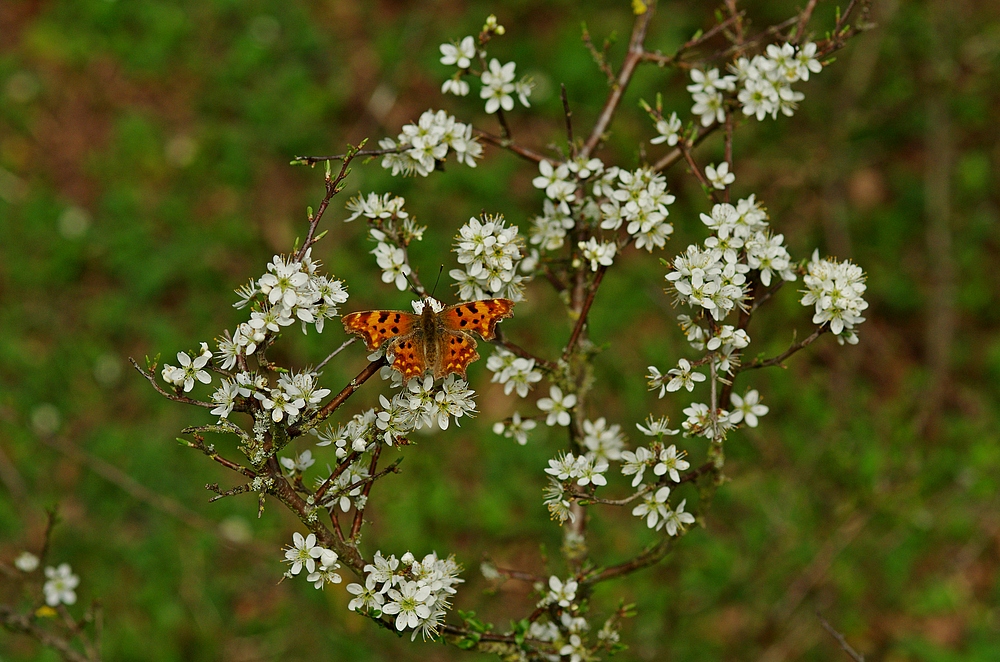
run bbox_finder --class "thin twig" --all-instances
[581,3,657,157]
[792,0,821,44]
[640,12,744,67]
[350,445,384,539]
[296,142,364,261]
[290,358,386,437]
[562,266,607,361]
[129,358,213,408]
[471,128,546,163]
[290,146,402,166]
[817,613,866,662]
[493,330,559,372]
[736,326,828,373]
[651,120,720,171]
[561,84,575,154]
[315,338,356,372]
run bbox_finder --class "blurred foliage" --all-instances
[2,0,1000,660]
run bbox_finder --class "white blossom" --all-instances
[800,250,868,344]
[578,237,616,271]
[653,445,689,482]
[43,564,79,606]
[545,576,578,608]
[632,486,671,529]
[283,532,324,576]
[439,36,475,68]
[650,111,682,146]
[729,389,769,427]
[705,162,735,190]
[492,411,537,445]
[14,551,39,573]
[537,385,576,426]
[480,59,517,114]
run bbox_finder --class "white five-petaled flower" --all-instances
[493,411,538,445]
[14,551,39,572]
[210,378,240,419]
[653,445,690,482]
[346,575,385,612]
[729,389,769,427]
[480,59,517,114]
[283,532,324,576]
[306,549,343,589]
[537,385,577,426]
[578,237,616,271]
[666,358,706,393]
[620,446,655,487]
[705,162,735,190]
[650,112,682,146]
[632,486,671,529]
[381,581,433,631]
[43,563,79,606]
[662,499,696,536]
[546,576,578,607]
[280,449,316,473]
[439,36,475,68]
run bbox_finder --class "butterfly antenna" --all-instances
[430,265,445,298]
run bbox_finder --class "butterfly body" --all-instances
[342,298,514,379]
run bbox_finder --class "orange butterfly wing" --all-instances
[386,334,428,379]
[435,331,480,379]
[438,299,514,340]
[342,310,419,351]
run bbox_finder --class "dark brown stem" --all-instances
[736,326,828,374]
[471,128,546,163]
[315,338,356,372]
[495,108,512,140]
[350,446,384,539]
[793,0,821,44]
[562,266,607,361]
[679,142,718,202]
[291,146,401,166]
[290,359,386,437]
[296,143,363,262]
[314,451,360,502]
[493,330,559,372]
[651,120,720,171]
[561,84,575,153]
[818,612,866,662]
[129,358,213,408]
[639,11,743,67]
[580,2,656,158]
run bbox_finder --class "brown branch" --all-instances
[735,326,828,373]
[129,358,213,408]
[639,11,744,67]
[314,451,359,502]
[562,266,607,361]
[580,3,656,158]
[493,330,559,372]
[471,128,546,163]
[792,0,821,44]
[581,24,615,83]
[652,120,720,171]
[818,613,866,662]
[1,605,97,662]
[296,142,364,262]
[561,84,575,154]
[289,358,386,437]
[290,146,401,166]
[350,446,383,539]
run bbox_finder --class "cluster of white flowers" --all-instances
[211,368,328,423]
[581,418,625,462]
[632,486,695,534]
[380,110,482,177]
[282,532,343,589]
[211,251,348,376]
[528,611,596,662]
[620,441,687,487]
[731,42,823,121]
[680,402,733,440]
[529,199,576,251]
[666,197,795,322]
[405,375,478,430]
[537,385,577,427]
[345,193,426,292]
[688,67,736,126]
[161,343,212,392]
[492,411,538,445]
[280,449,315,474]
[480,58,533,113]
[316,408,377,457]
[450,214,526,301]
[595,166,676,252]
[346,550,463,640]
[486,348,543,397]
[545,452,609,487]
[800,250,869,344]
[578,237,616,271]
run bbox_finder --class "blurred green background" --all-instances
[2,0,999,660]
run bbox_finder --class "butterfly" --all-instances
[342,298,515,379]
